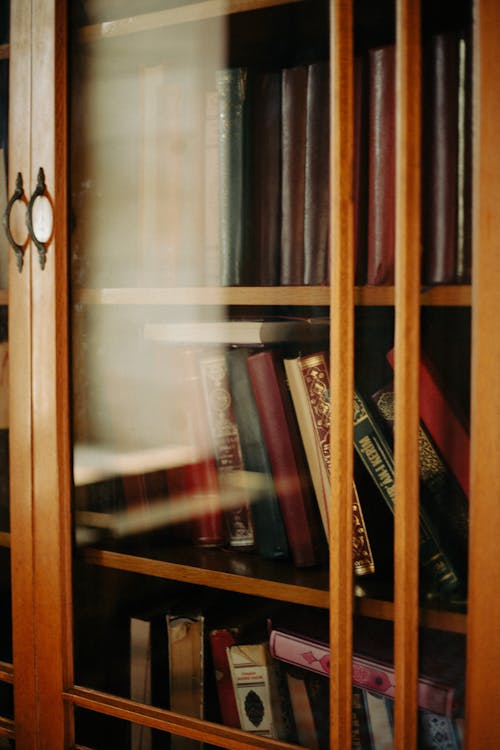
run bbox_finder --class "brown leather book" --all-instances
[367,45,395,285]
[422,31,472,285]
[281,65,308,285]
[250,70,282,286]
[422,32,459,285]
[247,350,325,567]
[304,62,330,286]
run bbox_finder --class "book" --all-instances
[250,70,282,286]
[372,382,468,585]
[284,352,375,575]
[226,642,286,739]
[364,692,393,750]
[367,44,395,285]
[353,387,461,593]
[280,64,308,285]
[304,61,330,286]
[129,611,170,750]
[208,627,240,728]
[203,89,221,286]
[216,67,251,286]
[421,31,460,285]
[269,619,465,718]
[198,352,255,549]
[226,348,289,560]
[247,350,326,567]
[418,710,463,750]
[144,316,330,346]
[167,613,205,750]
[353,55,369,285]
[284,667,318,749]
[386,347,470,498]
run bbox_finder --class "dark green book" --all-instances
[216,67,252,286]
[226,348,289,560]
[353,389,461,594]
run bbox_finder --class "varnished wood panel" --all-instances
[330,2,354,748]
[466,0,500,747]
[393,1,421,748]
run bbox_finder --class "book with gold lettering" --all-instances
[284,353,374,576]
[353,388,461,594]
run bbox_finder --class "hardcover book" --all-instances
[280,65,308,285]
[284,352,375,575]
[386,348,470,498]
[208,627,240,728]
[226,348,289,559]
[304,61,330,286]
[247,350,326,567]
[198,352,255,549]
[367,44,395,285]
[353,387,461,593]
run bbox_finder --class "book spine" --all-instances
[216,68,249,286]
[247,350,324,567]
[297,352,375,575]
[280,65,308,285]
[269,629,330,677]
[354,54,368,285]
[209,628,240,728]
[372,383,468,579]
[367,45,395,285]
[303,62,330,285]
[198,353,255,548]
[167,615,204,750]
[421,32,460,285]
[251,70,282,286]
[386,348,470,498]
[204,89,221,286]
[353,389,461,592]
[226,348,289,559]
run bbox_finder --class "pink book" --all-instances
[387,347,470,497]
[269,626,463,718]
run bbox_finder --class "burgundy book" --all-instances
[421,32,460,285]
[304,61,330,286]
[387,347,470,498]
[246,350,325,567]
[251,70,282,286]
[183,456,226,548]
[209,627,240,728]
[280,65,308,285]
[367,44,395,285]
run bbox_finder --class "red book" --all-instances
[247,350,325,567]
[209,627,240,728]
[387,347,470,498]
[367,44,395,285]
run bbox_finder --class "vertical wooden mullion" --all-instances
[8,1,37,747]
[466,0,500,746]
[329,2,353,748]
[31,1,73,748]
[393,1,421,748]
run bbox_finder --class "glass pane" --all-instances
[70,0,332,746]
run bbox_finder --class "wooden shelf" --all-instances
[79,0,302,43]
[0,661,13,685]
[74,285,471,307]
[0,44,8,60]
[0,531,10,548]
[82,543,329,608]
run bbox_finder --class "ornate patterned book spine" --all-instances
[199,353,255,549]
[353,389,460,592]
[286,352,374,575]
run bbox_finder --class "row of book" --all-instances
[129,598,466,750]
[76,320,469,601]
[212,28,470,288]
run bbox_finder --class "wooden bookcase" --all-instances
[1,0,499,748]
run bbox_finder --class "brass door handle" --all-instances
[3,171,27,271]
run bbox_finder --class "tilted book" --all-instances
[353,388,461,593]
[284,352,375,575]
[247,350,326,567]
[387,347,470,498]
[269,622,465,718]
